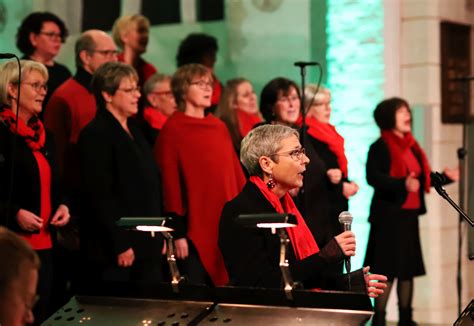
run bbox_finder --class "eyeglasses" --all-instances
[38,31,62,40]
[22,82,48,92]
[271,148,306,161]
[190,80,213,89]
[150,90,174,98]
[117,86,141,94]
[277,95,300,104]
[92,50,119,57]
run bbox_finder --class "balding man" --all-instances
[0,226,40,326]
[43,29,117,309]
[45,30,118,177]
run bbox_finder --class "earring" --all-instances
[266,174,276,189]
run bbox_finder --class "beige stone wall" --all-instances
[384,0,474,324]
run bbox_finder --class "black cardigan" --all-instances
[0,122,63,233]
[78,107,163,266]
[218,182,367,291]
[366,138,451,223]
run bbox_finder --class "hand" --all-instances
[16,209,43,232]
[50,204,70,227]
[117,247,134,267]
[327,169,342,184]
[363,266,387,298]
[174,238,189,259]
[443,167,459,182]
[342,181,359,199]
[405,172,420,192]
[334,231,356,257]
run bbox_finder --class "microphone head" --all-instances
[338,211,353,224]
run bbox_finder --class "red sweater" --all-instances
[154,112,246,286]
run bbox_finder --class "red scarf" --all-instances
[143,107,168,130]
[0,108,52,249]
[305,117,348,178]
[381,130,431,193]
[236,109,262,138]
[249,176,319,260]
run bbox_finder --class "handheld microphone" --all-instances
[338,211,353,274]
[0,53,16,59]
[294,61,319,67]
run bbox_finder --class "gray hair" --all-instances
[240,124,299,176]
[143,73,171,96]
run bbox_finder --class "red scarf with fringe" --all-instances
[305,117,348,177]
[249,176,319,260]
[381,130,431,193]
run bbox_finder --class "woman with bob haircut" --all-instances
[78,62,163,285]
[364,97,458,325]
[16,12,71,109]
[0,59,70,323]
[154,63,246,286]
[218,124,387,294]
[216,78,262,151]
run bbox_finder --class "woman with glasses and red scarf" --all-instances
[364,97,458,326]
[16,12,71,112]
[154,64,246,287]
[259,78,338,253]
[0,60,70,324]
[218,124,387,294]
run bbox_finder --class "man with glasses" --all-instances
[43,29,118,310]
[0,226,40,326]
[140,73,177,146]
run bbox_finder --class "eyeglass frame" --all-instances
[189,80,214,90]
[14,81,48,93]
[117,86,141,94]
[90,49,119,57]
[38,31,63,41]
[270,148,306,161]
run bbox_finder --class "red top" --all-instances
[154,112,246,286]
[401,149,422,209]
[44,77,97,176]
[211,73,222,107]
[0,109,52,249]
[236,110,262,138]
[381,130,431,194]
[143,107,168,130]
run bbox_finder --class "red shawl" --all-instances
[249,176,319,260]
[143,107,168,130]
[154,112,246,286]
[306,116,348,178]
[381,130,431,193]
[236,109,262,138]
[0,108,52,249]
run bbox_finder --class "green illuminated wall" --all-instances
[326,0,384,269]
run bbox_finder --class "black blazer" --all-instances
[218,182,366,291]
[78,107,163,266]
[0,122,62,233]
[366,138,451,223]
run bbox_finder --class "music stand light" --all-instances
[236,213,299,300]
[117,217,184,293]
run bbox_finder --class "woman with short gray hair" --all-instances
[218,124,387,295]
